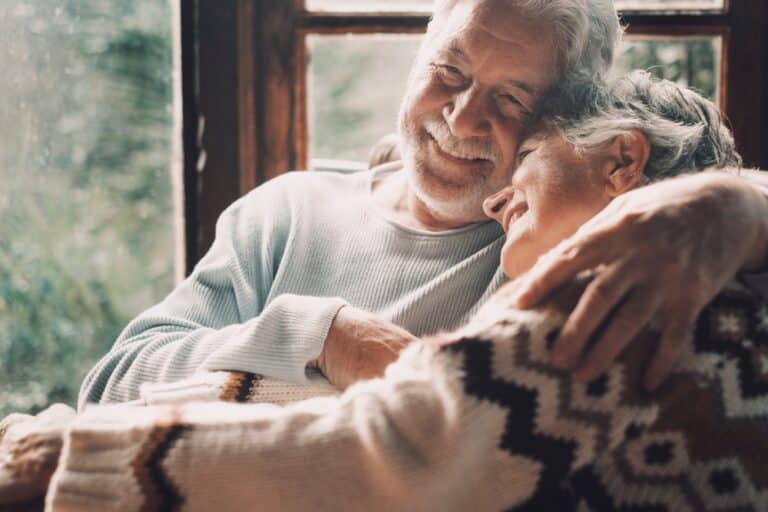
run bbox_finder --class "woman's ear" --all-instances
[601,129,651,197]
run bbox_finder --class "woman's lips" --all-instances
[502,201,528,232]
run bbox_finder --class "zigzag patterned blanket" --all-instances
[1,277,767,511]
[451,276,768,511]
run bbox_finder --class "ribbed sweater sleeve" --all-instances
[78,178,348,409]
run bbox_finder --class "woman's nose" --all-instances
[483,186,514,224]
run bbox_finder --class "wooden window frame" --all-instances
[181,0,768,273]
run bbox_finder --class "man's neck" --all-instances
[371,167,477,232]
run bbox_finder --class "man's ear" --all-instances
[601,129,651,197]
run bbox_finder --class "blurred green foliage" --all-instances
[613,38,718,101]
[0,1,174,416]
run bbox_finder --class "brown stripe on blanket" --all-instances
[219,371,263,403]
[130,407,188,512]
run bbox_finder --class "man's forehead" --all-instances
[430,1,557,83]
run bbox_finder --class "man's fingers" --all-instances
[574,288,662,382]
[552,262,636,369]
[643,310,698,391]
[514,237,609,309]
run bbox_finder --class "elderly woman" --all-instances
[481,70,759,387]
[484,70,743,280]
[5,73,767,511]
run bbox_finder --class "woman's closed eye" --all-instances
[497,93,531,118]
[500,94,522,107]
[517,148,534,163]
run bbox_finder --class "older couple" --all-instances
[56,0,768,509]
[80,0,768,406]
[35,69,767,511]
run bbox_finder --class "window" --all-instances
[184,0,768,264]
[0,1,177,415]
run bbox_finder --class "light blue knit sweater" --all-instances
[78,164,507,408]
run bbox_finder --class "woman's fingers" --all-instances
[574,287,663,382]
[551,262,637,369]
[643,308,698,390]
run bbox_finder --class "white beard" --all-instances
[398,121,506,225]
[406,148,491,223]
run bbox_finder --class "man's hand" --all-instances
[512,172,768,390]
[315,306,417,390]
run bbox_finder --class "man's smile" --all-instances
[427,132,492,168]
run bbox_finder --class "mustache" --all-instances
[423,118,501,164]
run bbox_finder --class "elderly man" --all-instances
[79,0,766,407]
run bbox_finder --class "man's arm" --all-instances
[79,172,417,409]
[78,178,348,409]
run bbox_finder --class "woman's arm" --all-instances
[49,341,538,512]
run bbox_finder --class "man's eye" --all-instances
[435,64,466,86]
[497,93,531,118]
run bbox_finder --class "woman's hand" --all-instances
[511,172,768,389]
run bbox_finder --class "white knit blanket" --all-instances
[2,277,767,511]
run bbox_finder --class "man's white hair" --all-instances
[431,0,622,84]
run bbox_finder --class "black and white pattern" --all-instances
[448,279,768,511]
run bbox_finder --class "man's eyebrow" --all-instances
[447,42,468,63]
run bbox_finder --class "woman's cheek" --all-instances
[500,215,543,278]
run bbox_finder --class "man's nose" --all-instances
[483,186,515,224]
[443,88,492,139]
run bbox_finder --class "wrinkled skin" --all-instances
[317,306,417,391]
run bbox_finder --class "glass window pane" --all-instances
[307,0,724,13]
[308,34,421,166]
[0,1,177,415]
[308,34,720,168]
[612,37,721,103]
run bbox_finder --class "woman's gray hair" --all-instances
[431,0,622,83]
[543,70,741,180]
